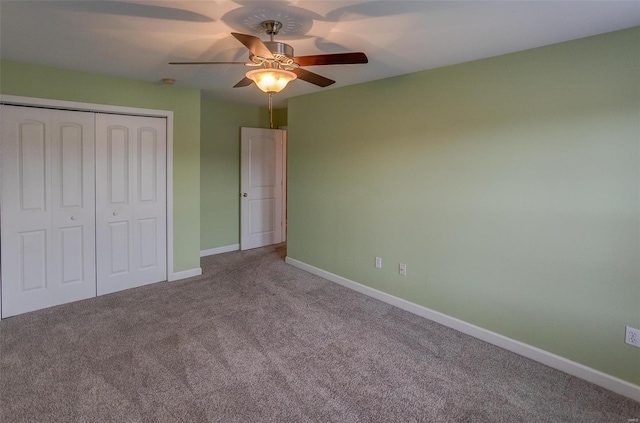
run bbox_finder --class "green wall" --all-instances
[200,99,269,250]
[287,27,640,385]
[273,108,288,128]
[0,60,201,273]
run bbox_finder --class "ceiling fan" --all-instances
[169,20,368,93]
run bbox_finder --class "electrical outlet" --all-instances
[399,263,407,276]
[626,326,640,348]
[375,257,382,269]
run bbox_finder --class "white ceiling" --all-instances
[1,1,639,107]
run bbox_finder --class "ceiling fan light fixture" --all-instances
[245,68,297,94]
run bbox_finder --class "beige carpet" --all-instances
[1,244,638,422]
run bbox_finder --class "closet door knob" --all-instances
[113,211,118,216]
[70,216,77,221]
[242,193,248,197]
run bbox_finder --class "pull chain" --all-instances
[268,93,274,129]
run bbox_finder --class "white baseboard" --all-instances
[285,256,640,402]
[169,267,202,281]
[200,244,240,257]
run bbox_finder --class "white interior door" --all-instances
[95,114,167,295]
[1,105,96,317]
[240,127,283,250]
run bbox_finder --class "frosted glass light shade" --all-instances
[246,69,297,93]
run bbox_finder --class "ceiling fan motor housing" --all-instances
[260,20,294,61]
[264,41,294,59]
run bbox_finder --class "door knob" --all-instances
[242,193,248,197]
[113,211,118,216]
[70,216,77,220]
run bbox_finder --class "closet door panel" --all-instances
[96,114,166,295]
[1,107,53,317]
[1,106,95,317]
[50,109,96,301]
[134,124,166,277]
[96,122,134,293]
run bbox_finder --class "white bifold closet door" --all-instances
[1,105,96,317]
[95,114,167,295]
[1,106,168,317]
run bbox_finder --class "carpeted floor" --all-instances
[1,244,638,422]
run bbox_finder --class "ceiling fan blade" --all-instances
[292,68,335,87]
[233,77,253,88]
[231,33,274,59]
[169,61,248,65]
[295,52,368,66]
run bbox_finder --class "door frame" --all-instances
[0,95,179,318]
[279,127,287,242]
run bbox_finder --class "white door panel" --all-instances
[108,221,130,275]
[1,106,96,317]
[240,127,283,250]
[138,218,158,269]
[18,230,48,292]
[96,114,166,295]
[59,226,85,283]
[18,121,47,211]
[107,126,130,205]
